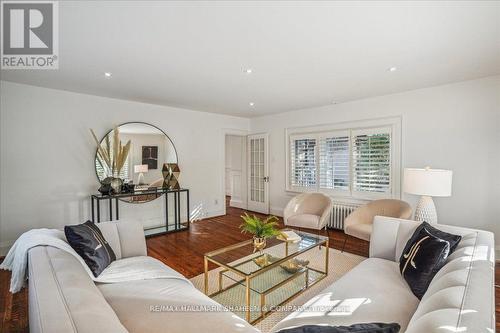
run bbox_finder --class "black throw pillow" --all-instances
[399,222,461,299]
[277,323,400,333]
[65,220,116,277]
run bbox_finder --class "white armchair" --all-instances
[283,193,333,232]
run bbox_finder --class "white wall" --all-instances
[0,81,250,254]
[250,76,500,245]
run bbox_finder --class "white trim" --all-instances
[221,128,249,215]
[285,116,402,200]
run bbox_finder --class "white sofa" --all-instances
[28,220,259,333]
[28,217,495,333]
[271,216,495,333]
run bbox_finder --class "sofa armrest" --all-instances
[97,220,147,259]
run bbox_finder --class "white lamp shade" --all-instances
[403,168,452,197]
[134,164,148,173]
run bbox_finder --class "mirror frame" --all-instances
[94,121,179,189]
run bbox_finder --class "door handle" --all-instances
[263,176,269,182]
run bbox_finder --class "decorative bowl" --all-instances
[280,258,310,273]
[253,253,279,267]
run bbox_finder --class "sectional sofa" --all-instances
[27,217,494,333]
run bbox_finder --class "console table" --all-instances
[90,188,190,236]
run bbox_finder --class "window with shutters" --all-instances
[290,136,317,187]
[352,129,391,195]
[286,119,400,200]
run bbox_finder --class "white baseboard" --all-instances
[229,199,247,210]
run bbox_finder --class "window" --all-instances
[287,118,400,200]
[352,129,391,195]
[290,136,317,187]
[319,132,350,192]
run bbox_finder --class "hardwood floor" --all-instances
[0,199,497,332]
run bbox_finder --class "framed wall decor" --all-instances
[142,145,158,169]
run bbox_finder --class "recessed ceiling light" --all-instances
[245,68,253,74]
[388,67,397,72]
[104,72,112,78]
[249,102,255,106]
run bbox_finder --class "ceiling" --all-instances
[1,1,499,117]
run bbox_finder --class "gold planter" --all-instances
[253,236,266,253]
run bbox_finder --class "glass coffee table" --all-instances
[204,230,329,323]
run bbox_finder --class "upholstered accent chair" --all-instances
[283,193,333,233]
[342,199,412,251]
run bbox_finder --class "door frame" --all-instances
[221,128,249,216]
[247,133,270,214]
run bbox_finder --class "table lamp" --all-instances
[134,164,148,185]
[403,167,452,224]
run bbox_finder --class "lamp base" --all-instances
[137,172,145,185]
[414,196,438,224]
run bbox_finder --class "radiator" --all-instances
[328,201,360,230]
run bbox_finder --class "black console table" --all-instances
[90,188,190,237]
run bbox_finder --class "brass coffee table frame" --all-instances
[203,233,329,323]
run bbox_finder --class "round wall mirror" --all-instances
[95,122,178,203]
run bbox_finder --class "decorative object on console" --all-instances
[109,177,123,194]
[91,126,131,182]
[403,167,453,224]
[240,213,280,253]
[142,145,158,169]
[399,222,461,299]
[64,220,116,277]
[98,177,113,195]
[134,164,148,185]
[162,163,171,188]
[121,181,135,193]
[169,163,181,189]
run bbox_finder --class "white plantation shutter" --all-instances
[352,128,391,195]
[290,135,317,188]
[319,132,350,192]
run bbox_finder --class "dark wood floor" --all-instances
[0,198,497,332]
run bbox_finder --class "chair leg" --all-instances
[341,234,349,253]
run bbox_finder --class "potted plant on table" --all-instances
[240,213,280,253]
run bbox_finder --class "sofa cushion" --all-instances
[399,222,461,299]
[97,220,147,259]
[28,246,128,333]
[270,258,419,333]
[97,277,259,333]
[65,221,116,276]
[287,214,321,229]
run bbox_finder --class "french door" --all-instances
[247,134,269,214]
